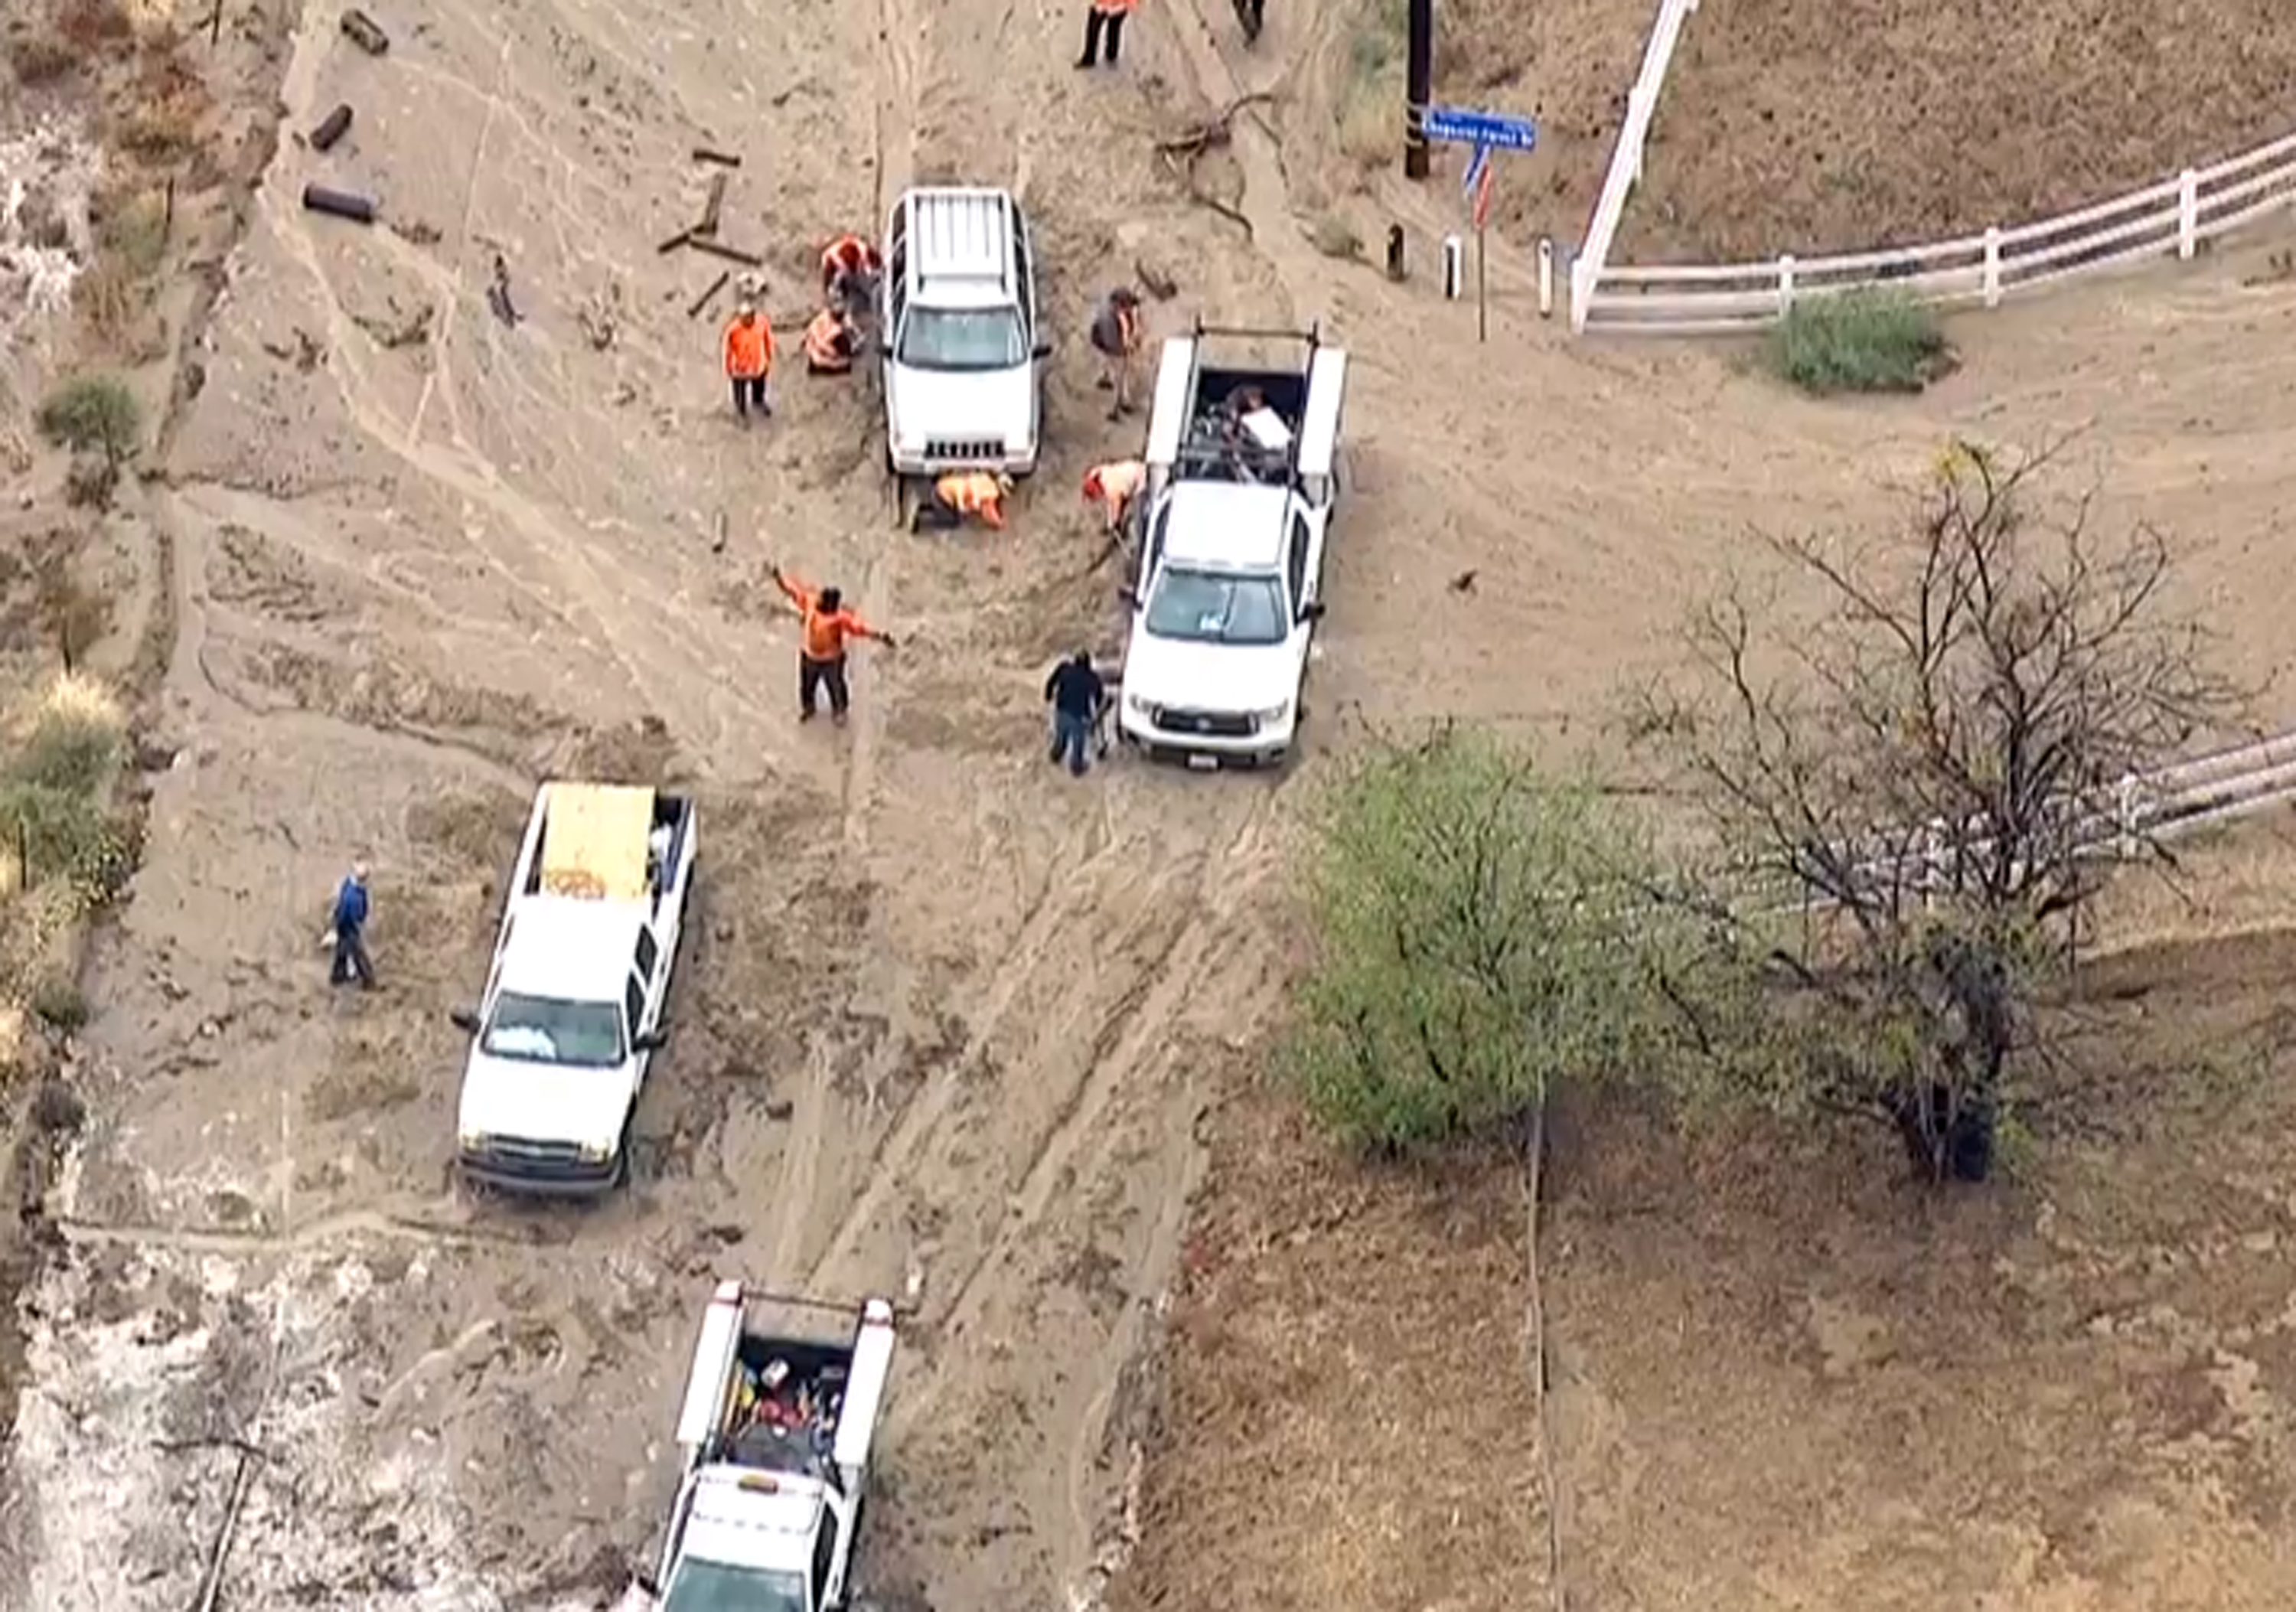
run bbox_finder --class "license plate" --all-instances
[1186,753,1219,772]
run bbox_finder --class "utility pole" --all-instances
[1404,0,1433,179]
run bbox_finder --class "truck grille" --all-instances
[464,1136,612,1183]
[925,437,1003,462]
[1153,706,1258,739]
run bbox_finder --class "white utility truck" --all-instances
[628,1283,899,1612]
[879,185,1052,481]
[450,780,697,1196]
[1115,321,1348,768]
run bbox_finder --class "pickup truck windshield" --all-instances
[481,993,624,1067]
[664,1562,807,1612]
[1143,566,1287,647]
[896,306,1026,370]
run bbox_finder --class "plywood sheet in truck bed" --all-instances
[539,782,654,902]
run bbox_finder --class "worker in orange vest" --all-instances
[820,234,883,313]
[804,305,859,375]
[771,564,899,724]
[912,470,1013,534]
[722,302,775,422]
[1088,287,1144,420]
[1081,458,1146,537]
[1075,0,1137,67]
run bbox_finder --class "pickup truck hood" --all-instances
[887,362,1034,452]
[1122,628,1299,715]
[457,1049,633,1148]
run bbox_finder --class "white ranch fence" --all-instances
[1566,0,2296,334]
[1569,0,1698,334]
[1734,729,2296,922]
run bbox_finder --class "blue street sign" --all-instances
[1461,142,1490,197]
[1424,104,1538,153]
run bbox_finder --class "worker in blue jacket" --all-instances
[328,862,376,989]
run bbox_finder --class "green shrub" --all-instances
[0,783,135,903]
[30,975,89,1032]
[1769,290,1950,395]
[36,374,142,468]
[1287,727,1738,1153]
[10,708,124,798]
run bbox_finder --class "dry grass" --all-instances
[1112,1075,1549,1612]
[78,184,169,348]
[34,671,125,735]
[1335,0,1407,168]
[113,95,201,162]
[2083,813,2296,956]
[7,31,80,84]
[54,0,131,51]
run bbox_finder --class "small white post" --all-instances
[1442,234,1463,301]
[1981,227,2002,308]
[1537,237,1554,318]
[2177,169,2199,259]
[1777,254,1796,316]
[1627,86,1648,184]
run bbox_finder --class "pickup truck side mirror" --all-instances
[1299,601,1327,624]
[634,1026,671,1053]
[1032,340,1053,361]
[1118,586,1138,608]
[449,1008,481,1034]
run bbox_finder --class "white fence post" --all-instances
[1776,254,1796,315]
[1982,227,2002,307]
[2177,169,2199,258]
[2115,774,2141,859]
[1538,237,1555,318]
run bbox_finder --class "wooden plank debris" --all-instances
[340,8,389,53]
[695,171,728,238]
[687,237,764,268]
[686,269,731,319]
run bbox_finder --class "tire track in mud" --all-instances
[893,901,1216,1423]
[793,817,1129,1292]
[761,0,929,1290]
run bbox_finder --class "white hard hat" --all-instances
[762,1359,791,1389]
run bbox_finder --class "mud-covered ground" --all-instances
[9,0,2296,1607]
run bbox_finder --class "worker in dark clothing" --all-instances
[328,862,376,989]
[1044,651,1107,777]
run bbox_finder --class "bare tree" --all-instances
[1642,440,2242,1181]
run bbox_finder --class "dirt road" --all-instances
[12,0,2296,1604]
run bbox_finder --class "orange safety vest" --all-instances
[723,315,772,379]
[1082,460,1145,522]
[1092,0,1137,13]
[937,472,1006,528]
[804,308,854,372]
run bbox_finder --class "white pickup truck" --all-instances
[450,781,697,1196]
[1115,322,1348,768]
[627,1284,899,1612]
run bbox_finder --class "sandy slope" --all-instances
[9,0,2296,1606]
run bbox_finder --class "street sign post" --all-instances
[1472,164,1495,342]
[1424,106,1534,344]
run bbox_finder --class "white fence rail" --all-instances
[1567,0,1698,334]
[1583,134,2296,336]
[1735,729,2296,922]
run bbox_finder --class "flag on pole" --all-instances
[1461,141,1490,199]
[1473,162,1495,232]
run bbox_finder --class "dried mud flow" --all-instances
[10,0,2296,1606]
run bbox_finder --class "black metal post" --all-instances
[1404,0,1433,179]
